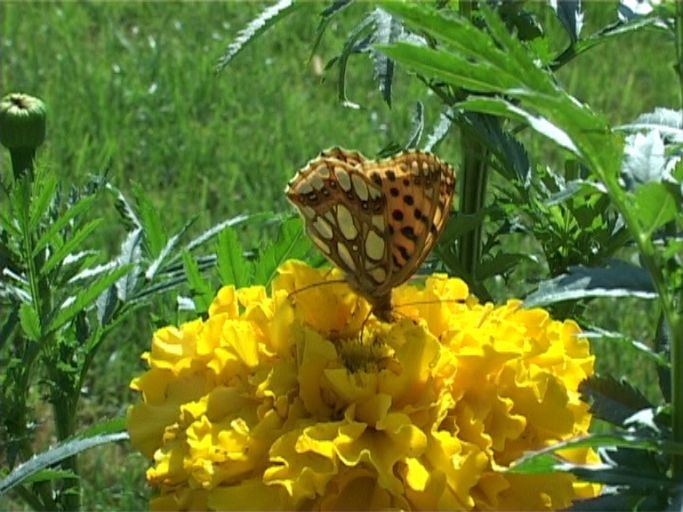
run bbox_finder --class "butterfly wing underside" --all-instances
[286,148,456,319]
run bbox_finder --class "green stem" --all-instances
[604,174,683,478]
[458,121,490,298]
[9,147,36,180]
[675,0,683,108]
[670,0,683,480]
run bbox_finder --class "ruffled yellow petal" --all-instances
[128,260,600,510]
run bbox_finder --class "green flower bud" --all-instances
[0,93,47,179]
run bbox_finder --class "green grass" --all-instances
[0,1,677,509]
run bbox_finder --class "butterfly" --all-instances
[286,147,456,322]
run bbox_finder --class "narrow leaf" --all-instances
[337,11,377,108]
[459,97,580,156]
[133,184,166,257]
[404,101,424,149]
[216,228,252,288]
[19,303,41,341]
[253,217,311,285]
[460,111,531,183]
[182,252,214,313]
[145,218,195,281]
[34,195,96,256]
[48,265,132,333]
[423,107,454,152]
[549,0,584,43]
[524,260,656,307]
[311,0,354,57]
[185,213,252,253]
[106,183,142,231]
[28,175,57,230]
[370,8,402,106]
[216,0,301,71]
[115,229,143,302]
[0,431,128,497]
[510,433,683,474]
[41,219,103,276]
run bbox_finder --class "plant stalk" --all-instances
[670,0,683,480]
[458,120,489,290]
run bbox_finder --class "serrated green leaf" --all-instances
[106,183,142,231]
[115,229,143,302]
[48,265,132,334]
[182,252,214,313]
[632,182,677,237]
[378,43,512,93]
[524,260,656,307]
[185,213,253,253]
[28,174,57,230]
[216,228,252,288]
[19,303,41,341]
[459,97,579,155]
[460,111,530,182]
[145,218,195,281]
[41,219,103,276]
[133,184,166,257]
[380,3,623,184]
[253,217,311,285]
[216,0,302,71]
[579,375,652,427]
[33,195,97,255]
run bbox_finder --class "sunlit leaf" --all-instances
[145,218,195,281]
[41,219,103,276]
[622,130,668,188]
[253,217,311,285]
[632,182,677,236]
[48,265,132,333]
[28,175,57,230]
[216,0,302,71]
[619,108,683,143]
[19,303,40,341]
[216,228,252,288]
[182,252,214,313]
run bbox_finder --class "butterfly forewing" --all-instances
[286,147,455,321]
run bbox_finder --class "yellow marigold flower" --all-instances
[128,260,600,510]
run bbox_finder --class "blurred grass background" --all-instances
[0,1,677,509]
